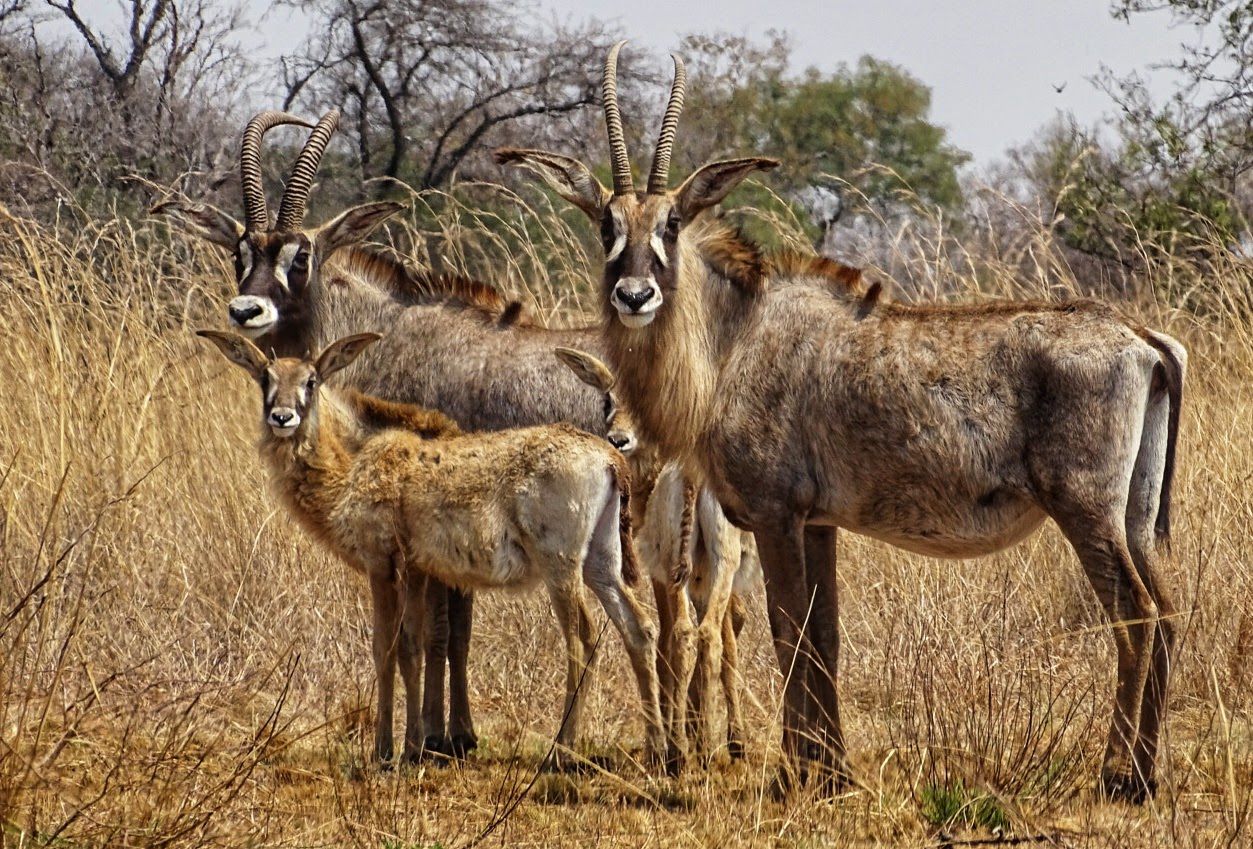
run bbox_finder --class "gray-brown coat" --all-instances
[499,43,1185,801]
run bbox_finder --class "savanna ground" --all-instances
[1,185,1251,848]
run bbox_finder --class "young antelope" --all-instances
[199,329,665,769]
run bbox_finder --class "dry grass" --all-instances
[1,186,1251,848]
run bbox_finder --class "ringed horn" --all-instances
[602,41,634,196]
[275,109,342,232]
[599,43,689,196]
[647,55,686,194]
[240,111,312,232]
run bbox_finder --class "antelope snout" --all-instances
[608,431,636,455]
[268,407,300,435]
[613,277,661,328]
[229,295,278,337]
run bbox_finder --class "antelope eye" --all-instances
[305,376,317,392]
[665,212,681,237]
[600,215,617,250]
[291,252,309,272]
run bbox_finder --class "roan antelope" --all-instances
[156,109,742,772]
[556,347,762,760]
[499,43,1186,801]
[154,110,482,761]
[197,329,666,770]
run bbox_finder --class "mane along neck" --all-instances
[333,245,517,316]
[604,218,762,464]
[261,246,517,359]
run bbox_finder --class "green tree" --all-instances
[1020,2,1253,265]
[673,35,969,216]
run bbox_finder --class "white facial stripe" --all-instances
[606,206,628,262]
[650,206,673,267]
[239,239,253,279]
[264,369,278,405]
[607,234,627,262]
[649,233,669,268]
[273,242,300,291]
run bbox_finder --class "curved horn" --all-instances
[647,54,686,194]
[276,109,341,231]
[240,111,312,231]
[602,40,634,196]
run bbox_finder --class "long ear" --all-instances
[554,347,615,392]
[152,200,244,248]
[314,332,382,379]
[494,148,608,221]
[674,157,780,220]
[315,201,406,258]
[195,329,269,379]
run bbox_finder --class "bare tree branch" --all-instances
[282,0,625,190]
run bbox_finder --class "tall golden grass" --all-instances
[0,184,1250,848]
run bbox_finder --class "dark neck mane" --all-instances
[695,217,865,292]
[332,244,526,323]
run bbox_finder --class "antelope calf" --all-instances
[198,329,665,769]
[501,43,1186,801]
[557,347,762,763]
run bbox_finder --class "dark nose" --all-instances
[270,410,293,425]
[608,434,630,450]
[230,303,264,324]
[617,287,655,311]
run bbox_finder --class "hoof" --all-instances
[423,734,454,764]
[542,750,609,774]
[449,733,478,760]
[1100,771,1155,804]
[541,750,576,774]
[767,774,795,802]
[815,765,852,798]
[767,763,810,801]
[664,745,686,777]
[726,737,745,761]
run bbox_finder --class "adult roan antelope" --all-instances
[155,110,726,770]
[498,43,1186,801]
[196,329,666,771]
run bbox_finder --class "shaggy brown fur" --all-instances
[767,250,863,291]
[344,390,463,439]
[198,330,664,768]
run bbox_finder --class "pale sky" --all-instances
[52,0,1195,167]
[534,0,1191,165]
